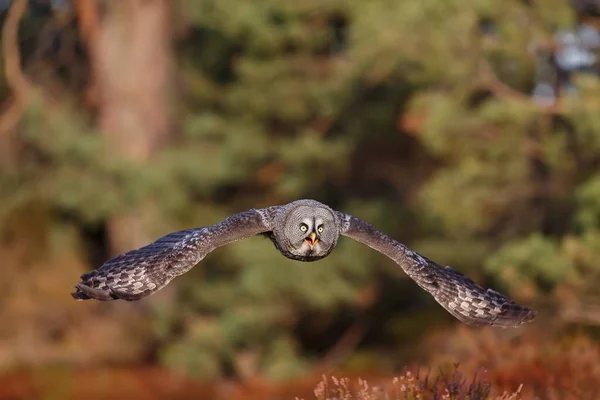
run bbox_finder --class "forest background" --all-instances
[2,0,600,399]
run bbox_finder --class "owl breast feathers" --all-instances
[72,199,536,328]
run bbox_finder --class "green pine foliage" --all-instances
[3,0,600,381]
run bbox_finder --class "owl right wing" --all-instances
[337,213,536,327]
[71,207,277,301]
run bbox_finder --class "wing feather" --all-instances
[71,208,275,301]
[338,213,536,327]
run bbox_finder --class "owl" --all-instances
[71,199,536,327]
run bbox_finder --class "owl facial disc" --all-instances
[268,200,340,262]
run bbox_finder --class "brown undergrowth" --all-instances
[425,326,600,400]
[305,368,522,400]
[1,326,599,400]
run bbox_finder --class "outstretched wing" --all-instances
[338,213,536,327]
[71,208,275,301]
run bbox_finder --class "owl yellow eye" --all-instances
[317,225,324,233]
[300,223,308,232]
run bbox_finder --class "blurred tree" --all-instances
[2,0,600,382]
[91,0,175,255]
[398,0,600,324]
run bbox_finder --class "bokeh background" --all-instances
[1,0,600,399]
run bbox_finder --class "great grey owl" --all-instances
[71,199,536,327]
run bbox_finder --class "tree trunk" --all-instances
[93,0,174,255]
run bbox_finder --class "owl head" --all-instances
[269,199,340,262]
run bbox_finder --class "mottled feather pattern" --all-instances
[425,262,535,327]
[72,229,205,301]
[339,214,535,327]
[71,209,272,301]
[72,200,535,328]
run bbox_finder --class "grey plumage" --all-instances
[72,199,535,327]
[72,209,274,301]
[338,214,534,327]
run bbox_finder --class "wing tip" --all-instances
[452,301,537,328]
[515,305,537,326]
[70,288,89,301]
[71,283,117,301]
[70,283,151,302]
[490,303,537,328]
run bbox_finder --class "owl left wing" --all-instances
[71,207,276,301]
[337,213,536,327]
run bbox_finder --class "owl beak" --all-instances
[305,232,319,248]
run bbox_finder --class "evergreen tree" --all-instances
[2,0,600,380]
